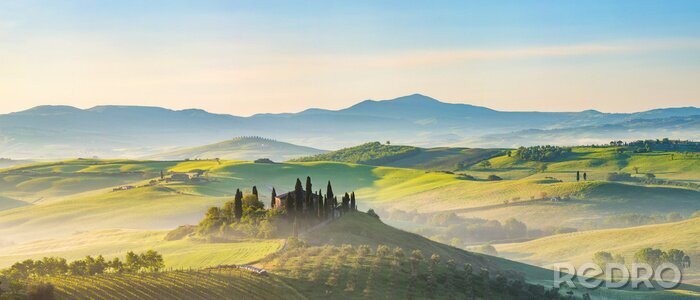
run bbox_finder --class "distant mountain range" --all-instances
[147,137,325,162]
[0,94,698,159]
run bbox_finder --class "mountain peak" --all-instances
[388,93,441,104]
[13,105,83,115]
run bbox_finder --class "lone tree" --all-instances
[252,186,258,198]
[576,171,580,182]
[271,188,277,210]
[234,189,243,221]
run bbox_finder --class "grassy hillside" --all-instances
[9,212,696,299]
[292,141,502,171]
[468,146,700,183]
[148,136,326,162]
[0,159,34,169]
[2,156,698,244]
[0,159,182,204]
[0,229,283,269]
[497,217,700,272]
[0,186,230,243]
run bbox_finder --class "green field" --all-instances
[497,217,700,280]
[293,141,503,171]
[2,150,699,243]
[0,229,283,269]
[1,146,699,299]
[147,136,326,162]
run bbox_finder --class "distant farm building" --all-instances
[165,172,205,183]
[113,185,135,191]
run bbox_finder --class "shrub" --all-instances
[366,209,380,219]
[26,282,55,300]
[473,244,498,256]
[164,225,196,241]
[486,175,502,181]
[606,172,636,182]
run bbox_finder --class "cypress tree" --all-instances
[326,181,334,205]
[350,192,356,211]
[576,171,580,182]
[344,192,350,212]
[252,186,259,198]
[323,192,329,220]
[305,176,312,211]
[233,189,243,221]
[271,188,277,210]
[317,191,323,219]
[318,189,324,219]
[295,178,304,213]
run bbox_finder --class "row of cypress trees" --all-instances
[269,176,357,222]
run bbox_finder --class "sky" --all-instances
[1,0,699,116]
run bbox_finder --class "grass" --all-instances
[2,154,698,243]
[147,136,326,162]
[293,142,503,171]
[474,147,700,183]
[0,229,283,269]
[496,217,700,276]
[0,186,230,243]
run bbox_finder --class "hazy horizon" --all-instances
[3,93,699,117]
[1,1,699,116]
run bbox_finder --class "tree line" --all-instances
[0,250,164,299]
[291,142,420,165]
[513,146,572,162]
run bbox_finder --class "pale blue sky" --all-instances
[1,0,699,115]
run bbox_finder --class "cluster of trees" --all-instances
[634,248,692,270]
[0,250,165,298]
[605,171,700,190]
[607,139,700,153]
[2,251,165,281]
[291,142,420,165]
[279,177,357,224]
[594,248,691,271]
[605,171,657,183]
[514,146,571,162]
[196,177,357,239]
[197,185,277,238]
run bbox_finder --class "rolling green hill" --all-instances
[496,217,700,286]
[292,141,503,171]
[467,146,700,183]
[2,155,699,244]
[148,136,326,162]
[0,229,283,269]
[0,159,182,204]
